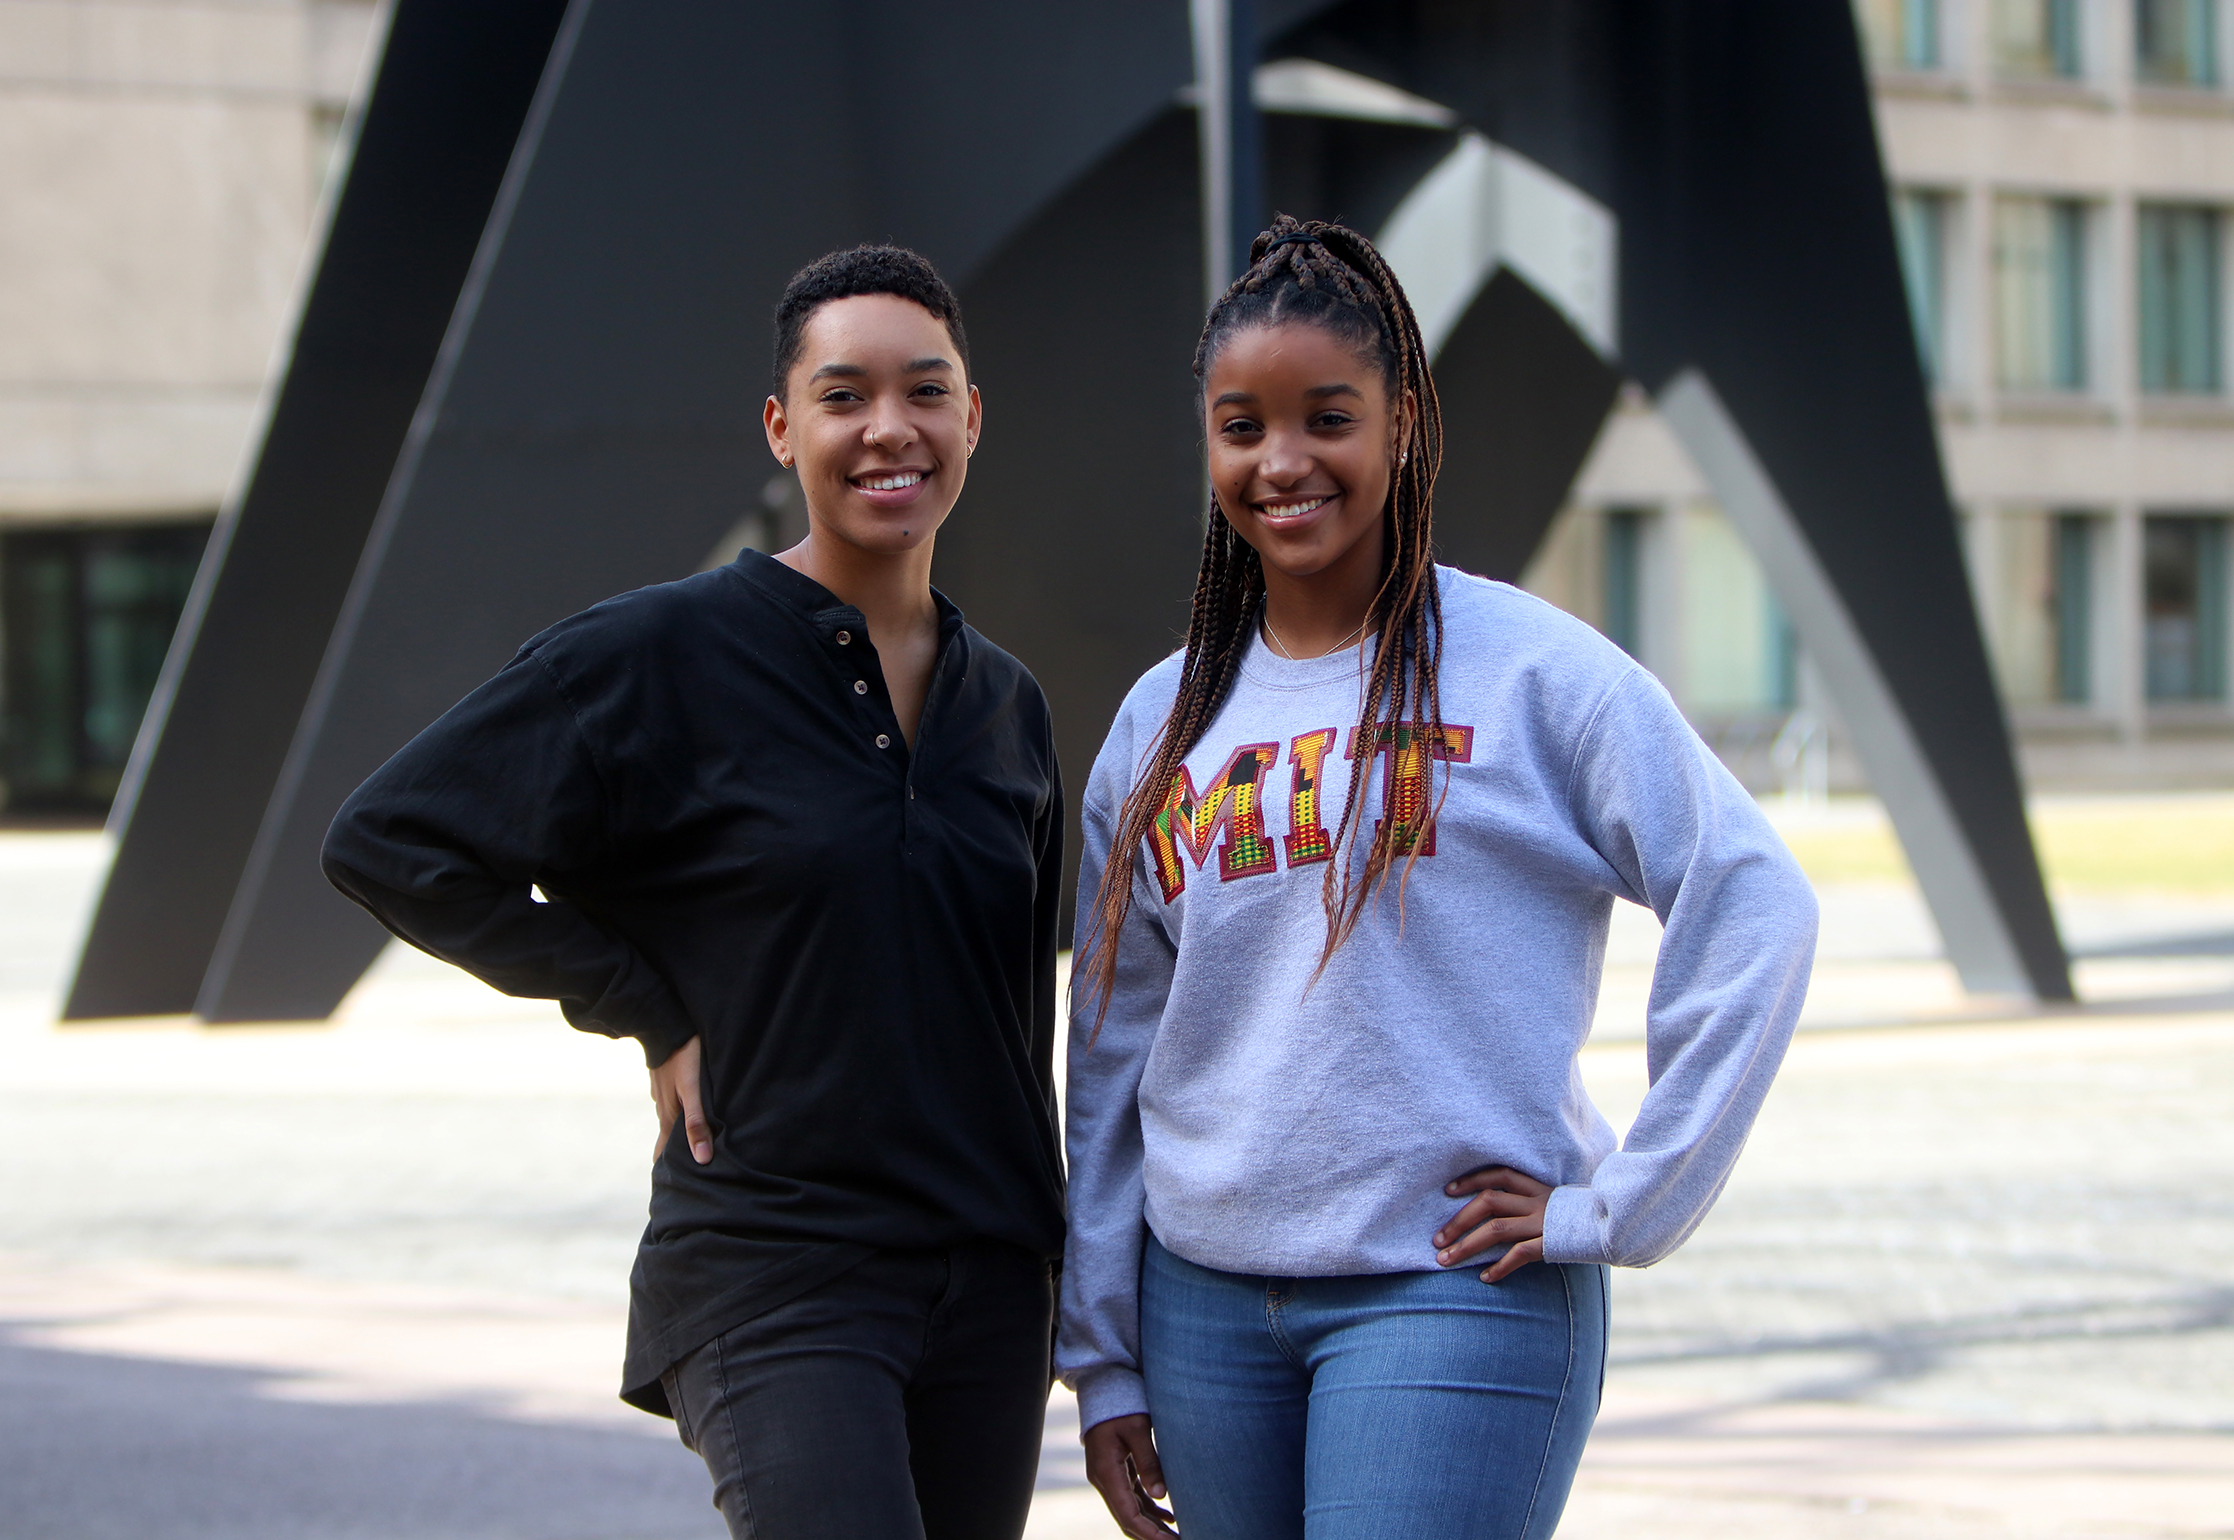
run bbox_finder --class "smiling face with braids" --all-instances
[1203,299,1416,623]
[1082,216,1448,1026]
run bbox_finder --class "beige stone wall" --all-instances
[0,0,379,523]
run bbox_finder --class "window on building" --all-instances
[1995,0,2084,76]
[1994,197,2089,392]
[2135,0,2220,85]
[2143,514,2229,701]
[2137,204,2224,394]
[2053,513,2094,703]
[1976,508,2103,708]
[1603,509,1645,658]
[1,525,210,809]
[1977,510,2061,706]
[1894,190,1952,385]
[1680,507,1789,713]
[1858,0,1942,69]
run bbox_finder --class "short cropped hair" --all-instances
[771,245,970,396]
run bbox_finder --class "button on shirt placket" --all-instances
[829,612,954,846]
[835,625,891,752]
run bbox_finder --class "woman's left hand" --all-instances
[1433,1165,1552,1283]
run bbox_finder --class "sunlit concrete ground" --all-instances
[2,794,2230,1538]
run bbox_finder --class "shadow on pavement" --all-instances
[1605,1282,2234,1416]
[0,1332,723,1540]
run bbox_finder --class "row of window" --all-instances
[1895,191,2226,396]
[1863,0,2224,87]
[1542,503,2231,718]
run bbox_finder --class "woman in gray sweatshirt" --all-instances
[1059,217,1818,1540]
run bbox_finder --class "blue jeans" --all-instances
[1139,1237,1607,1540]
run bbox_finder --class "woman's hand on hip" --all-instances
[649,1035,713,1165]
[1083,1413,1176,1538]
[1434,1164,1551,1283]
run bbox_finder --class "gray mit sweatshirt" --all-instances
[1056,567,1819,1432]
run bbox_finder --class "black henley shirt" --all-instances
[322,551,1067,1415]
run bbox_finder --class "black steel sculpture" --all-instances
[67,0,2071,1023]
[64,0,575,1018]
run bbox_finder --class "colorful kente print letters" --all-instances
[1149,742,1278,902]
[1346,720,1475,857]
[1150,722,1473,901]
[1283,729,1337,867]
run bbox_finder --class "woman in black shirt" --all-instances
[323,247,1064,1540]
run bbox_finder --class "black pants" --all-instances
[660,1241,1053,1540]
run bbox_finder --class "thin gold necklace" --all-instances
[1261,609,1367,661]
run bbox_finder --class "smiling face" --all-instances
[763,293,981,555]
[1203,320,1412,589]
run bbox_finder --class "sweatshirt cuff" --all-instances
[1074,1366,1149,1433]
[1540,1183,1611,1266]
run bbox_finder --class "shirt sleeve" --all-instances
[1055,725,1177,1433]
[320,646,699,1067]
[1541,667,1819,1268]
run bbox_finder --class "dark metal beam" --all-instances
[63,0,575,1019]
[1191,0,1266,296]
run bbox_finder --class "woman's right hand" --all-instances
[1083,1413,1176,1537]
[649,1035,712,1165]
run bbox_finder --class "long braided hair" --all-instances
[1080,216,1446,1033]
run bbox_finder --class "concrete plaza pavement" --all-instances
[1,808,2230,1538]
